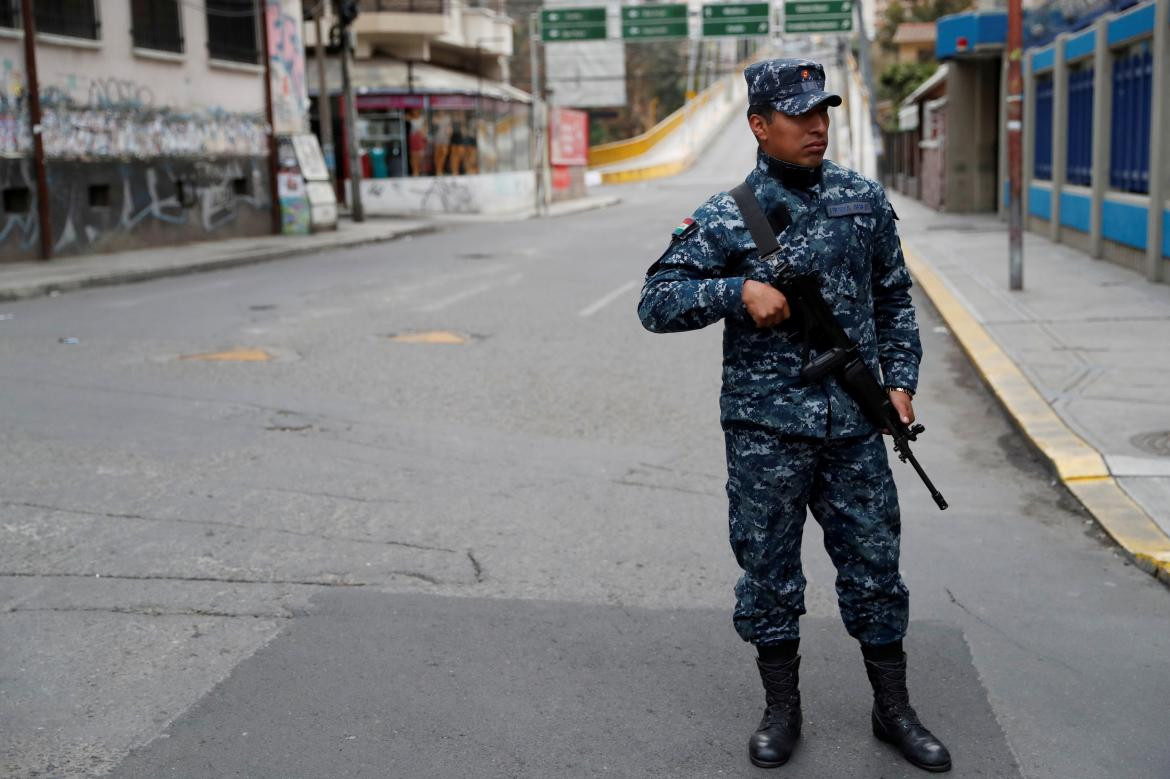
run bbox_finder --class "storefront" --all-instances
[309,60,534,214]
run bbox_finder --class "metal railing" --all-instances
[1034,75,1054,180]
[358,0,447,14]
[1066,66,1093,186]
[1109,48,1152,194]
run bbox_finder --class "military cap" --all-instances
[744,58,842,116]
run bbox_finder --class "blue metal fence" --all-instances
[1109,44,1152,193]
[1066,66,1094,185]
[1034,76,1054,180]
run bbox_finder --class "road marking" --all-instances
[417,272,524,312]
[389,331,469,345]
[578,280,640,318]
[180,347,272,362]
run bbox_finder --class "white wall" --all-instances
[359,170,535,215]
[0,0,269,158]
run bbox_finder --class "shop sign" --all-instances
[356,94,426,111]
[550,107,589,166]
[430,94,479,110]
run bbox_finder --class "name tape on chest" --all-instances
[825,201,873,218]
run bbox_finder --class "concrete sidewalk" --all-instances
[0,193,620,303]
[892,192,1170,584]
[0,216,433,303]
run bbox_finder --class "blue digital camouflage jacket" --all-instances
[638,151,922,439]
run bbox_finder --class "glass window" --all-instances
[513,103,531,171]
[206,0,259,64]
[132,0,183,53]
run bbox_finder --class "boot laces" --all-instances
[760,665,800,712]
[874,665,921,725]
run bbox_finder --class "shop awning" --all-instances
[309,58,532,104]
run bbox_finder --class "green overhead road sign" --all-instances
[622,4,688,40]
[542,7,608,41]
[783,0,853,33]
[702,3,770,37]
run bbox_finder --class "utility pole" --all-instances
[529,12,544,216]
[1006,0,1024,290]
[314,2,335,187]
[20,0,51,260]
[259,0,282,235]
[338,0,363,221]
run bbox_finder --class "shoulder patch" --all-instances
[671,217,700,241]
[825,201,874,218]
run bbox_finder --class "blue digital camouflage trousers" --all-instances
[724,425,909,647]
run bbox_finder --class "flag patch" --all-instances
[672,217,698,240]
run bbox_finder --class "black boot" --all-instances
[748,655,802,768]
[864,654,952,773]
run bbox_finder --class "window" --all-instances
[205,0,260,64]
[1066,63,1093,186]
[3,187,30,213]
[0,3,15,29]
[1033,74,1053,181]
[1109,39,1152,194]
[88,184,111,208]
[132,0,183,53]
[39,1,101,39]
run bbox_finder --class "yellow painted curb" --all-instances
[588,83,724,168]
[903,244,1170,584]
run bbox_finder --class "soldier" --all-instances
[637,59,952,772]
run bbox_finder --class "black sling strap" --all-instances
[729,181,782,260]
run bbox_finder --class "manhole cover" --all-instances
[1131,431,1170,457]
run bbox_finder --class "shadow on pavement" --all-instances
[111,592,1018,778]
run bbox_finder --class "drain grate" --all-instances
[1131,431,1170,457]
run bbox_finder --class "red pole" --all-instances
[20,0,51,260]
[1007,0,1024,290]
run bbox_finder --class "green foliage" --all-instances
[878,61,938,106]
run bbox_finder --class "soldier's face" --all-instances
[751,105,830,167]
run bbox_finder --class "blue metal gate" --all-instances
[1066,66,1094,185]
[1109,44,1153,193]
[1034,75,1054,180]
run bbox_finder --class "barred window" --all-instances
[132,0,183,53]
[206,0,260,64]
[0,1,101,39]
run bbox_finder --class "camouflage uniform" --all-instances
[637,61,922,648]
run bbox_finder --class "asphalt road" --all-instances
[2,118,1169,778]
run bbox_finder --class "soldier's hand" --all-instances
[742,280,791,328]
[888,389,915,427]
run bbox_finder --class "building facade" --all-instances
[882,0,1169,283]
[0,0,309,262]
[304,0,534,215]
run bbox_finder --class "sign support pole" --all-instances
[1007,0,1024,290]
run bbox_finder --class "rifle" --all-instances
[729,182,948,510]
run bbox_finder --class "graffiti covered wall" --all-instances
[0,157,271,261]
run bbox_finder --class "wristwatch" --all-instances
[886,386,915,399]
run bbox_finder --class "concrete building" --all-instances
[0,1,308,261]
[304,0,534,215]
[892,21,937,63]
[881,0,1168,283]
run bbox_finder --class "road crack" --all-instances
[2,500,456,553]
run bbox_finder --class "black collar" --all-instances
[759,150,823,191]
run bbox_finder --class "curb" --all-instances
[0,223,438,303]
[903,243,1170,586]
